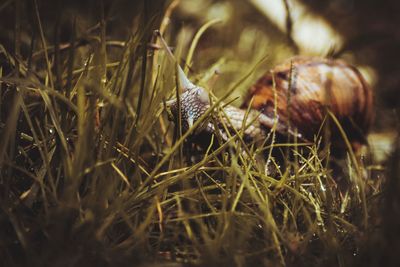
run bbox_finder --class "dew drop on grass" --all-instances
[320,184,326,192]
[336,228,344,234]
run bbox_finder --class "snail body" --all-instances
[158,32,373,152]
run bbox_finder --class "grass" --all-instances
[0,1,385,267]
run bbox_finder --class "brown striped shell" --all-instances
[241,56,374,145]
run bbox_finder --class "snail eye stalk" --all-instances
[155,30,196,92]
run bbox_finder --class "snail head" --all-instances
[156,30,211,131]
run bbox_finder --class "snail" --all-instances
[157,32,374,154]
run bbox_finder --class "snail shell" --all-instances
[241,56,374,146]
